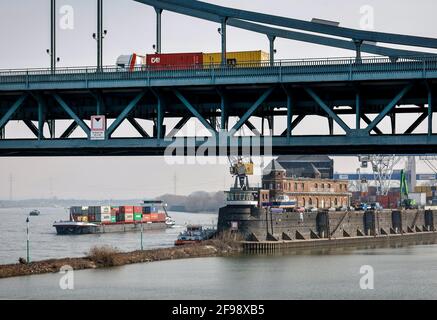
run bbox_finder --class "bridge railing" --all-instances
[0,55,436,84]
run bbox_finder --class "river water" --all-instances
[1,208,437,300]
[0,207,217,265]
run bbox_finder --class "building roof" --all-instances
[263,159,286,174]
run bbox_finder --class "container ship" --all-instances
[53,201,175,235]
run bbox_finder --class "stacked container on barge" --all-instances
[53,201,175,235]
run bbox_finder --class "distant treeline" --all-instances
[159,191,225,213]
[0,191,226,213]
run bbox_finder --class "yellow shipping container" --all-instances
[203,50,269,68]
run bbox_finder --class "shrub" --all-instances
[88,245,119,267]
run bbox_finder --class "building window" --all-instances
[321,184,325,189]
[335,198,338,206]
[309,198,313,206]
[294,183,298,191]
[328,184,331,189]
[303,198,306,207]
[301,183,305,190]
[315,183,318,189]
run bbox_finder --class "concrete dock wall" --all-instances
[218,206,437,242]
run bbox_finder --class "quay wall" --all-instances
[218,206,437,242]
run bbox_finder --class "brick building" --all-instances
[262,160,351,209]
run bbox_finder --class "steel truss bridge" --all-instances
[0,0,437,157]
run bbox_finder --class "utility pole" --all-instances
[51,0,56,72]
[155,8,162,54]
[46,0,60,72]
[93,0,107,70]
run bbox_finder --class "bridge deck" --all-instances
[1,56,437,91]
[0,56,436,157]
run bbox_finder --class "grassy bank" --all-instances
[0,233,243,279]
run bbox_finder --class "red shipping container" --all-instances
[146,53,203,70]
[120,206,134,214]
[142,214,151,222]
[133,206,143,214]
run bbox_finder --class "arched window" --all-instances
[309,198,313,206]
[303,198,306,207]
[321,184,325,189]
[328,184,331,189]
[294,183,298,191]
[335,198,338,206]
[315,183,318,189]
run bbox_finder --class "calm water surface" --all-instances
[1,208,437,300]
[1,245,437,299]
[0,207,217,265]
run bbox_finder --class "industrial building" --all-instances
[262,160,350,209]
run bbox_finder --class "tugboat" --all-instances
[175,225,216,246]
[29,209,40,216]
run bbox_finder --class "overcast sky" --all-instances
[1,0,437,200]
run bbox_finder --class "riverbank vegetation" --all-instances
[0,233,242,279]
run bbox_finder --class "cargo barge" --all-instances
[54,201,175,235]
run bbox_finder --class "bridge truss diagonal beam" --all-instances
[107,91,147,137]
[60,122,78,139]
[365,83,414,133]
[159,0,437,49]
[173,89,217,135]
[304,87,351,134]
[404,112,429,134]
[361,115,383,135]
[231,87,274,136]
[166,116,190,139]
[239,118,261,136]
[127,118,150,138]
[23,120,41,138]
[53,94,91,137]
[280,115,305,137]
[0,94,28,130]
